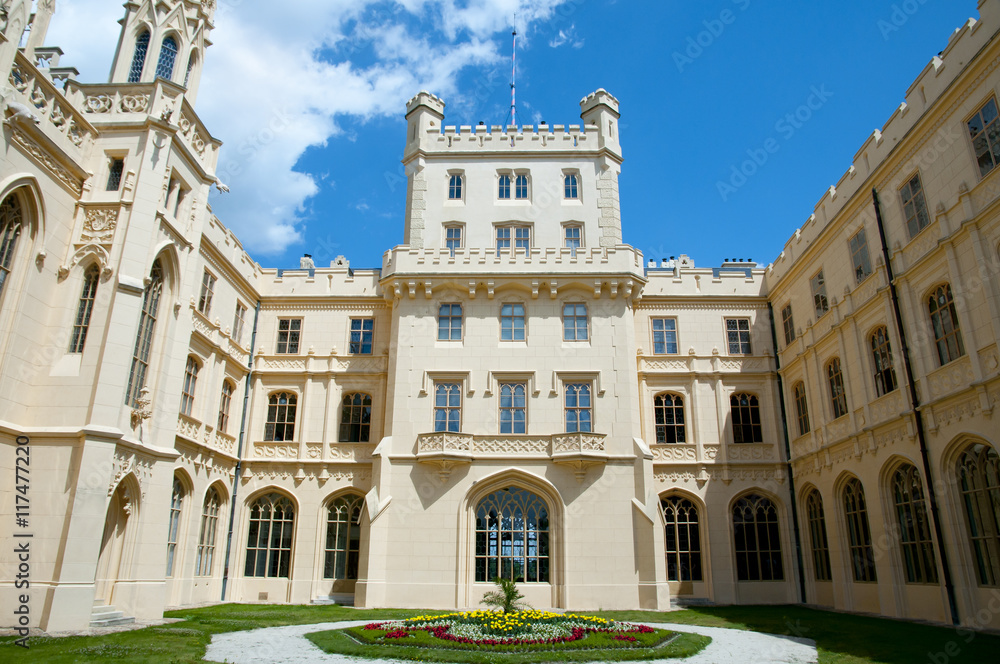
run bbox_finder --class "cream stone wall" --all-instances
[3,0,1000,635]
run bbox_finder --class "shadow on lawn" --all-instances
[654,605,1000,664]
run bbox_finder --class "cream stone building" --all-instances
[1,0,999,635]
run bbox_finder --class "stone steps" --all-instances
[90,604,135,628]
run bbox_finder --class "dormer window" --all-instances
[498,174,511,200]
[156,36,179,80]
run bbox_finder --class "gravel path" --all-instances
[204,619,818,664]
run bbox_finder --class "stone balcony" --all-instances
[176,413,237,457]
[414,431,609,481]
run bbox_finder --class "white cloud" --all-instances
[549,25,584,49]
[46,0,577,256]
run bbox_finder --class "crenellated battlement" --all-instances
[765,0,1000,286]
[427,123,593,151]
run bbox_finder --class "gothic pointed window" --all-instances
[891,464,938,584]
[324,494,364,580]
[156,36,179,80]
[843,478,877,582]
[125,260,163,406]
[804,489,832,581]
[0,194,23,303]
[662,496,702,581]
[730,393,762,443]
[184,52,197,88]
[128,31,150,82]
[264,392,296,441]
[871,326,898,397]
[793,382,810,437]
[732,494,784,581]
[958,443,1000,586]
[339,393,372,442]
[244,493,295,578]
[195,487,221,576]
[475,487,549,583]
[654,393,686,444]
[929,284,965,366]
[166,478,184,577]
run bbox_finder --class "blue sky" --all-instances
[50,0,979,270]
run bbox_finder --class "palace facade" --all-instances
[1,0,1000,633]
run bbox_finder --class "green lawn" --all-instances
[0,603,997,663]
[597,605,1000,664]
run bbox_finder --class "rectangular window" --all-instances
[499,382,526,434]
[434,382,462,432]
[445,226,462,255]
[726,318,752,355]
[496,227,510,251]
[497,226,529,251]
[438,304,463,341]
[564,226,582,252]
[69,266,99,353]
[498,174,511,199]
[106,158,125,191]
[198,270,216,316]
[563,303,588,341]
[448,174,463,200]
[652,318,678,354]
[900,173,931,239]
[811,271,829,318]
[349,318,374,354]
[781,305,795,346]
[849,228,872,284]
[968,97,1000,178]
[564,383,593,433]
[218,381,233,433]
[233,302,247,345]
[500,303,525,341]
[276,318,301,354]
[515,174,529,199]
[180,357,199,417]
[564,173,579,199]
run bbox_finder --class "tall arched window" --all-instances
[475,487,549,583]
[804,489,832,581]
[128,30,150,82]
[891,464,938,584]
[793,382,810,437]
[324,494,364,580]
[166,478,184,577]
[731,393,762,443]
[0,194,24,303]
[125,260,163,406]
[155,36,179,80]
[929,285,965,366]
[264,392,296,441]
[827,358,848,419]
[843,478,877,582]
[339,393,372,442]
[195,487,221,576]
[184,52,197,87]
[654,393,686,444]
[871,326,898,397]
[245,493,294,578]
[217,381,234,434]
[69,265,100,353]
[180,357,199,417]
[732,494,784,581]
[958,443,1000,586]
[662,496,702,582]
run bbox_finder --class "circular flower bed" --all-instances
[354,610,666,650]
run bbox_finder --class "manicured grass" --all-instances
[0,603,426,663]
[2,602,998,663]
[308,627,710,663]
[596,605,1000,664]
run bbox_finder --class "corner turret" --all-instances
[580,89,622,162]
[404,91,446,158]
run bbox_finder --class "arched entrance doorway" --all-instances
[95,480,137,603]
